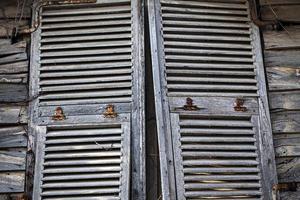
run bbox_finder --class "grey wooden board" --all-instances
[0,84,28,102]
[260,0,300,5]
[38,103,131,117]
[274,133,300,157]
[169,97,258,115]
[276,157,300,182]
[267,67,300,91]
[279,191,300,200]
[0,172,25,193]
[263,26,300,50]
[0,149,26,171]
[264,50,300,67]
[260,4,300,22]
[0,126,27,148]
[271,111,300,134]
[0,106,28,124]
[269,91,300,111]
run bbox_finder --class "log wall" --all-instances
[0,0,31,199]
[260,0,300,199]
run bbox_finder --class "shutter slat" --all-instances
[161,6,248,16]
[42,5,130,16]
[41,82,131,92]
[40,76,131,85]
[164,33,251,42]
[41,19,131,30]
[43,159,121,166]
[166,62,254,69]
[47,129,123,137]
[181,151,257,157]
[185,190,262,198]
[45,137,122,144]
[162,13,249,22]
[181,144,257,150]
[165,55,253,63]
[164,27,250,35]
[42,181,120,188]
[184,175,260,181]
[45,144,122,152]
[165,41,252,49]
[40,41,131,50]
[41,33,131,43]
[163,20,250,28]
[40,47,132,57]
[43,166,121,174]
[40,62,131,71]
[161,0,247,9]
[167,77,256,84]
[41,27,131,36]
[165,48,253,56]
[40,69,132,78]
[41,188,120,196]
[184,167,259,173]
[42,13,131,22]
[168,84,258,91]
[42,173,121,181]
[185,182,261,189]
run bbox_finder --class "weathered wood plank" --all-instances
[267,67,300,91]
[0,61,28,74]
[0,126,27,148]
[271,111,300,134]
[0,84,28,102]
[0,41,26,56]
[269,91,300,111]
[260,0,300,5]
[260,5,300,22]
[263,26,300,50]
[0,150,26,171]
[264,50,300,67]
[280,191,300,200]
[0,172,25,193]
[274,133,300,157]
[0,106,27,124]
[276,157,300,182]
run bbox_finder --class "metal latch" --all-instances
[234,97,247,112]
[183,97,200,111]
[103,104,118,118]
[52,107,66,121]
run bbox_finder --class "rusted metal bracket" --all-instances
[103,104,118,118]
[183,97,200,111]
[52,107,66,121]
[234,97,247,112]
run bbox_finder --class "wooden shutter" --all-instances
[30,0,144,199]
[148,0,278,199]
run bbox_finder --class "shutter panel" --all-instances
[148,0,277,199]
[30,0,144,199]
[34,123,130,200]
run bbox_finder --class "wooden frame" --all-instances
[29,0,145,199]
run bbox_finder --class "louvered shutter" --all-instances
[30,0,144,199]
[148,0,277,199]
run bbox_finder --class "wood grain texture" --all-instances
[0,150,26,171]
[0,84,28,102]
[260,5,300,22]
[271,111,300,134]
[0,126,27,148]
[267,67,300,91]
[0,106,27,124]
[269,91,300,111]
[276,157,300,182]
[260,0,300,6]
[274,133,300,157]
[279,191,300,200]
[263,26,300,50]
[264,50,300,67]
[0,172,25,193]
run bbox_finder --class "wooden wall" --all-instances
[0,0,31,199]
[259,0,300,199]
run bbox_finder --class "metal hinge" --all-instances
[183,97,200,111]
[52,107,66,121]
[103,104,118,118]
[234,97,247,112]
